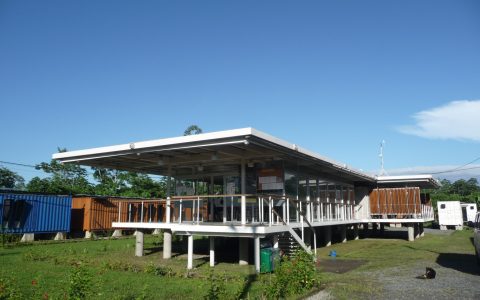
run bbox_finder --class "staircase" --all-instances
[278,231,300,256]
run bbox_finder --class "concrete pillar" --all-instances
[273,235,279,249]
[209,237,215,267]
[407,224,415,241]
[340,225,347,243]
[324,226,332,247]
[254,237,260,273]
[304,229,311,249]
[152,228,161,235]
[112,229,123,237]
[239,237,249,265]
[353,224,359,240]
[84,231,93,239]
[54,232,66,240]
[135,230,144,257]
[241,159,246,225]
[363,223,369,238]
[20,233,34,242]
[187,235,194,270]
[419,223,424,237]
[163,229,172,259]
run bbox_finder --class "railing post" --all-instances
[286,198,290,224]
[118,201,121,223]
[166,197,171,224]
[193,197,196,223]
[141,201,144,223]
[197,196,200,223]
[269,196,272,226]
[179,199,183,224]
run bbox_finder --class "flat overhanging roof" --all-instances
[53,127,375,183]
[376,175,441,189]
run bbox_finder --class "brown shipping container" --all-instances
[71,196,165,232]
[369,187,425,217]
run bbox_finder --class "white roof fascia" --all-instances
[53,127,376,181]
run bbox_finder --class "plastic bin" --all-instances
[260,248,273,273]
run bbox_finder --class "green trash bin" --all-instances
[260,248,273,273]
[271,248,281,271]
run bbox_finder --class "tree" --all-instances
[0,167,25,189]
[184,125,203,136]
[92,167,128,196]
[26,148,93,194]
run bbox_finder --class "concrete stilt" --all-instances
[112,229,123,238]
[254,237,260,273]
[455,225,463,230]
[340,225,347,243]
[135,230,144,257]
[440,225,447,231]
[187,235,194,270]
[163,229,172,259]
[325,226,332,247]
[239,238,249,265]
[84,231,93,239]
[209,236,215,267]
[54,232,66,240]
[363,223,369,237]
[273,235,279,249]
[152,228,161,235]
[419,223,425,237]
[353,224,359,240]
[407,224,415,241]
[20,233,34,242]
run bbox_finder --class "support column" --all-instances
[304,229,311,249]
[112,229,123,237]
[54,232,66,240]
[353,224,359,240]
[239,238,249,265]
[20,233,34,242]
[273,235,279,249]
[340,225,347,243]
[324,226,332,247]
[363,223,369,237]
[209,236,215,267]
[187,235,194,270]
[135,230,144,257]
[152,228,161,235]
[84,231,93,239]
[414,223,420,239]
[163,229,172,259]
[241,159,246,225]
[419,223,425,237]
[380,223,385,236]
[254,237,260,273]
[407,224,415,241]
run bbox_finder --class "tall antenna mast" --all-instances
[379,140,387,176]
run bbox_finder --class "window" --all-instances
[440,204,446,209]
[470,206,475,210]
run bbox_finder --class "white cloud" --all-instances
[398,100,480,141]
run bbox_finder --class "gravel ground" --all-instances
[368,260,480,300]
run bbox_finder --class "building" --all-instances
[53,128,438,271]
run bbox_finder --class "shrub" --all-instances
[203,270,226,300]
[264,249,317,298]
[0,277,23,300]
[68,266,92,300]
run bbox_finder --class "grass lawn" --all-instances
[0,229,476,299]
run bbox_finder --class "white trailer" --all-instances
[437,201,463,230]
[461,203,478,224]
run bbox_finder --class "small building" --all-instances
[438,201,463,230]
[0,191,72,241]
[71,196,165,238]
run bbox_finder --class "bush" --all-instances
[203,270,226,300]
[264,249,317,299]
[68,266,92,300]
[0,277,23,300]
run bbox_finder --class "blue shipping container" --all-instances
[0,193,72,234]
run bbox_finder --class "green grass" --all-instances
[0,229,475,299]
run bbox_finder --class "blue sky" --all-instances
[1,0,480,182]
